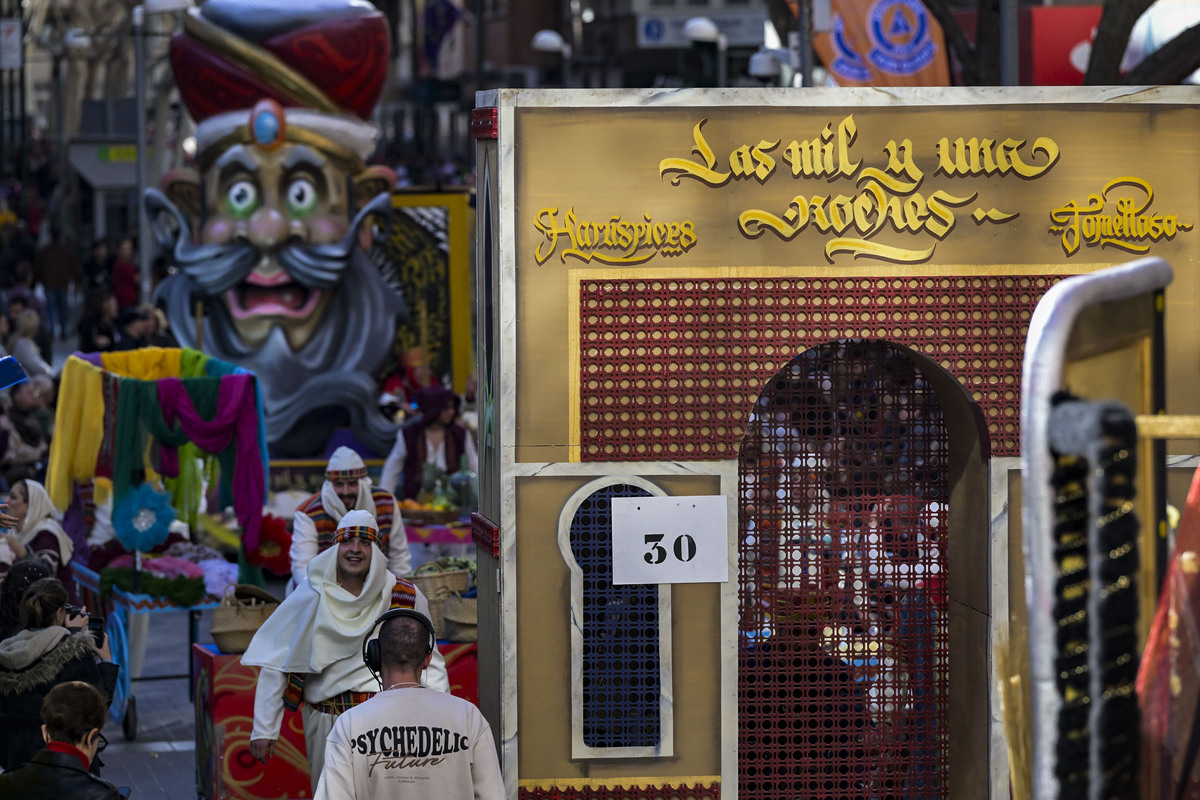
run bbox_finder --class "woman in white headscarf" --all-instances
[6,479,73,590]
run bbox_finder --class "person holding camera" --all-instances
[0,577,118,770]
[0,681,124,798]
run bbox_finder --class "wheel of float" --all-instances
[122,694,138,741]
[107,609,132,729]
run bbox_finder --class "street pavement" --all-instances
[100,606,218,800]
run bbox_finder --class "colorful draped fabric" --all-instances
[45,356,105,510]
[158,375,265,548]
[47,348,267,552]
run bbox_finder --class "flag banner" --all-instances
[814,0,950,86]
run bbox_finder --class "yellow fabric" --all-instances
[46,356,106,509]
[100,347,183,380]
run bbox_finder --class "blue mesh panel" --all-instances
[571,484,662,748]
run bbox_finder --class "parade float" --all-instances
[471,86,1200,800]
[150,0,472,460]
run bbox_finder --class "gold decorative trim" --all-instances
[183,10,341,116]
[197,126,364,175]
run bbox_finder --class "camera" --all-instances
[87,615,106,648]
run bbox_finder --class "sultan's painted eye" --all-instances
[285,177,318,216]
[226,180,259,218]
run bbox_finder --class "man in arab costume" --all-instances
[242,510,448,791]
[291,446,409,589]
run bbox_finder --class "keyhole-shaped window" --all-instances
[559,477,674,758]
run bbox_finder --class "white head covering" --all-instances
[321,446,376,522]
[243,512,390,675]
[16,480,72,565]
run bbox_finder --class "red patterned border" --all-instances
[520,782,720,800]
[471,512,501,559]
[578,275,1061,460]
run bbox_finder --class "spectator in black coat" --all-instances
[77,290,118,353]
[0,578,118,770]
[0,681,122,798]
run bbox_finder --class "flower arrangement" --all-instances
[245,514,292,576]
[113,484,177,553]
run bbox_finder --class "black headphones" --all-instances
[362,607,436,688]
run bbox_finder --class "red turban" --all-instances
[170,0,390,124]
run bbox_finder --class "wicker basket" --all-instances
[403,507,461,525]
[409,569,471,639]
[210,585,279,654]
[442,594,478,642]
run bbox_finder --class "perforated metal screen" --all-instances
[578,274,1057,461]
[738,341,949,800]
[570,484,662,748]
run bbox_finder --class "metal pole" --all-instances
[562,48,574,88]
[1000,0,1019,86]
[716,36,727,88]
[474,0,484,94]
[53,51,65,232]
[797,0,814,87]
[134,5,151,304]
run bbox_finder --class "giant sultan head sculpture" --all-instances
[149,0,404,456]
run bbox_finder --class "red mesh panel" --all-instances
[738,342,949,799]
[578,275,1060,460]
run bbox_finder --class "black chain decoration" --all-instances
[1049,431,1091,799]
[1046,392,1140,800]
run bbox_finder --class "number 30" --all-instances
[643,533,697,564]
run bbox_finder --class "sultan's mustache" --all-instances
[144,189,393,294]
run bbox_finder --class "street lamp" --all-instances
[531,29,573,87]
[748,47,794,86]
[134,0,193,304]
[684,17,727,88]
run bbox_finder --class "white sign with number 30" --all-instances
[611,495,729,585]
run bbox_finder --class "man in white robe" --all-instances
[243,510,448,791]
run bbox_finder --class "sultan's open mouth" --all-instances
[224,278,323,320]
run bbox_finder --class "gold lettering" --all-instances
[737,179,976,259]
[936,135,1060,178]
[1049,177,1192,256]
[533,207,697,264]
[884,138,923,185]
[1004,137,1061,178]
[729,140,779,182]
[659,119,732,187]
[782,115,860,180]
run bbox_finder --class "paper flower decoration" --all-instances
[245,514,292,576]
[113,484,177,553]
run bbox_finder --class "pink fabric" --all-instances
[108,553,205,579]
[156,374,265,548]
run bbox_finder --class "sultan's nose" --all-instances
[245,206,289,250]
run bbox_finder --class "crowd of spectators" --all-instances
[0,204,180,482]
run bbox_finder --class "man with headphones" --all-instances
[314,607,503,800]
[242,509,449,793]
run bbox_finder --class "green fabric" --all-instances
[112,378,189,503]
[99,567,208,606]
[237,546,266,589]
[180,377,238,511]
[163,442,204,532]
[180,348,210,378]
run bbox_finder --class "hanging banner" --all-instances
[813,0,950,87]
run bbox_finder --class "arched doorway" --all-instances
[737,339,983,799]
